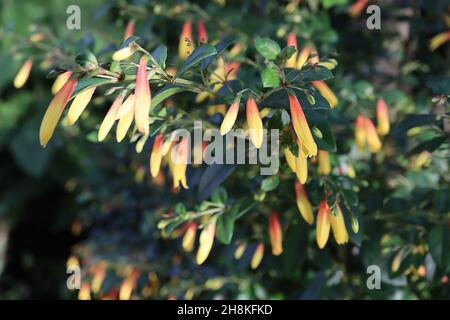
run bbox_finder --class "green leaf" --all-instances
[322,0,349,9]
[408,136,447,155]
[426,76,450,95]
[254,38,281,60]
[151,45,167,69]
[261,176,280,192]
[211,187,228,204]
[75,52,98,68]
[286,66,334,83]
[121,35,140,48]
[201,36,236,69]
[177,44,217,75]
[151,84,193,108]
[175,203,187,216]
[71,78,113,98]
[261,67,281,88]
[428,227,444,264]
[198,164,236,201]
[215,213,235,244]
[393,114,441,135]
[230,197,256,220]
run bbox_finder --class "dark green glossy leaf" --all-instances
[254,38,281,60]
[177,44,217,75]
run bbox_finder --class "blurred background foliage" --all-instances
[0,0,449,299]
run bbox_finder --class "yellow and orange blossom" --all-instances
[14,59,33,89]
[67,86,96,125]
[179,21,195,60]
[316,199,331,249]
[285,33,298,68]
[197,20,208,44]
[251,243,264,269]
[182,222,197,252]
[51,71,72,95]
[134,56,151,135]
[376,98,390,136]
[312,81,338,108]
[288,93,317,157]
[329,203,349,245]
[364,117,382,153]
[246,96,264,149]
[124,19,135,40]
[349,0,368,18]
[295,182,314,225]
[150,133,164,178]
[355,114,366,151]
[172,138,189,189]
[196,222,215,265]
[318,150,331,175]
[429,31,450,51]
[39,78,78,147]
[269,211,283,256]
[220,96,240,135]
[98,94,124,141]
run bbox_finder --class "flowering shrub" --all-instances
[0,0,449,299]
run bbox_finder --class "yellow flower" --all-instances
[134,56,151,135]
[67,86,96,125]
[150,133,164,178]
[429,31,450,51]
[39,78,78,147]
[119,269,139,300]
[285,33,298,68]
[234,243,247,260]
[376,98,390,136]
[98,94,123,141]
[296,45,310,69]
[329,204,349,245]
[251,243,265,269]
[51,71,72,94]
[295,182,314,225]
[246,96,264,149]
[312,81,338,108]
[318,150,331,175]
[284,147,297,173]
[220,96,240,135]
[196,222,215,265]
[316,199,331,249]
[288,93,317,157]
[14,59,33,89]
[295,152,308,184]
[269,211,283,256]
[78,282,91,300]
[364,117,382,153]
[116,94,136,142]
[355,115,366,151]
[112,46,135,61]
[182,222,197,252]
[179,21,195,60]
[172,138,189,189]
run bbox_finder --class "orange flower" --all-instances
[429,31,450,51]
[269,211,283,256]
[182,222,197,252]
[295,150,308,183]
[295,182,314,225]
[251,243,264,269]
[355,114,366,151]
[172,138,189,189]
[119,269,139,300]
[197,20,208,44]
[296,45,310,69]
[116,94,136,142]
[98,94,124,141]
[196,222,215,265]
[134,56,151,135]
[288,93,317,157]
[179,21,195,60]
[14,59,33,89]
[39,78,78,147]
[329,203,349,245]
[246,96,264,148]
[234,242,247,260]
[51,71,72,95]
[150,133,164,178]
[316,199,331,249]
[285,33,298,68]
[124,19,135,40]
[364,117,382,153]
[376,98,390,136]
[220,96,240,135]
[317,150,331,175]
[349,0,368,18]
[78,282,91,300]
[312,81,338,108]
[67,86,96,125]
[225,62,240,80]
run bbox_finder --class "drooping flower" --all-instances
[329,203,349,245]
[172,138,189,189]
[124,19,135,40]
[429,31,450,51]
[182,222,197,253]
[234,243,247,260]
[295,182,314,225]
[51,71,72,94]
[150,133,164,178]
[269,211,283,256]
[116,94,136,142]
[364,117,382,153]
[78,282,91,300]
[349,0,368,18]
[196,222,215,265]
[355,114,366,151]
[67,86,96,125]
[197,20,208,44]
[246,96,264,149]
[295,151,308,183]
[220,96,240,135]
[98,94,124,141]
[308,47,320,64]
[296,45,310,69]
[312,81,338,108]
[134,56,151,135]
[119,269,139,300]
[112,46,135,61]
[91,266,106,294]
[316,199,331,249]
[179,21,195,60]
[285,33,298,68]
[251,243,264,270]
[39,78,78,147]
[376,98,390,136]
[288,93,317,157]
[317,150,331,175]
[14,59,33,89]
[284,147,297,173]
[225,62,240,80]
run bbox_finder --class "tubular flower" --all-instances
[329,204,349,245]
[196,222,215,265]
[318,150,331,175]
[316,199,331,249]
[355,115,366,151]
[172,138,189,189]
[234,243,247,260]
[197,20,208,44]
[220,96,240,135]
[179,21,195,60]
[119,269,139,300]
[296,45,310,69]
[225,62,240,80]
[284,148,297,173]
[112,46,135,61]
[285,33,298,68]
[295,182,314,225]
[134,56,151,135]
[312,81,338,108]
[98,94,123,141]
[39,78,77,147]
[429,31,450,51]
[364,117,382,153]
[67,86,96,125]
[116,94,136,142]
[349,0,368,18]
[78,282,91,300]
[251,243,265,270]
[246,96,264,149]
[269,211,283,256]
[376,98,390,136]
[51,71,72,94]
[150,133,164,178]
[91,267,106,294]
[288,93,317,157]
[124,19,135,40]
[182,222,197,252]
[295,152,308,184]
[309,47,320,64]
[14,59,33,89]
